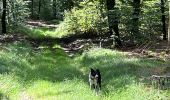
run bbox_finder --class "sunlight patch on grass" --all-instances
[105,83,169,100]
[25,79,98,100]
[0,74,22,100]
[16,25,71,39]
[0,42,170,99]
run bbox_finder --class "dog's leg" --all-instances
[95,85,101,95]
[93,84,95,89]
[99,83,101,90]
[94,84,97,94]
[90,83,93,90]
[89,82,95,90]
[89,78,94,90]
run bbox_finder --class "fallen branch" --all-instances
[151,75,170,89]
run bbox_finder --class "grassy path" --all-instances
[0,41,170,100]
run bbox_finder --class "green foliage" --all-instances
[53,0,167,42]
[6,0,168,43]
[15,26,45,38]
[0,42,170,99]
[7,0,30,27]
[56,0,108,36]
[119,0,167,41]
[40,1,53,20]
[31,0,53,20]
[15,25,69,38]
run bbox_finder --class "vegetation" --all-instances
[0,0,170,99]
[1,0,170,43]
[0,41,170,99]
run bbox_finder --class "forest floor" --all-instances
[0,21,170,99]
[26,20,59,29]
[24,20,170,60]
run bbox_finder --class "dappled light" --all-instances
[0,41,170,99]
[1,0,170,99]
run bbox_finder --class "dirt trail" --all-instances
[1,20,170,59]
[26,20,58,29]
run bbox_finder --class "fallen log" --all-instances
[151,75,170,89]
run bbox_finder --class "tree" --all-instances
[161,0,166,40]
[131,0,141,41]
[53,0,57,19]
[168,0,170,43]
[106,0,122,47]
[2,0,6,34]
[38,0,42,19]
[9,0,17,26]
[31,0,34,18]
[7,0,29,26]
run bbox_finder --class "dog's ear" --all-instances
[90,68,95,72]
[96,69,100,74]
[96,69,99,72]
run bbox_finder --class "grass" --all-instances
[15,26,57,39]
[0,41,170,100]
[15,23,73,39]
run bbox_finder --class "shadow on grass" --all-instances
[0,43,169,95]
[0,42,84,83]
[78,48,168,93]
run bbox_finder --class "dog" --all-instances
[89,68,101,93]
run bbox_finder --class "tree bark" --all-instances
[106,0,122,47]
[161,0,166,40]
[31,0,34,18]
[38,0,41,19]
[131,0,141,40]
[53,0,57,19]
[168,0,170,44]
[2,0,7,34]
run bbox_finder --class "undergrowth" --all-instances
[0,41,169,100]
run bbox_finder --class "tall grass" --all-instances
[0,42,169,100]
[17,25,75,39]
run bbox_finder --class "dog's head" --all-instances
[90,68,99,80]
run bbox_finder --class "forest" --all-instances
[0,0,170,99]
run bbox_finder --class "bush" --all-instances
[55,1,108,37]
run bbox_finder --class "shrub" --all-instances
[55,0,108,37]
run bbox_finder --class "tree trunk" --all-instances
[131,0,141,41]
[2,0,7,34]
[168,0,170,44]
[106,0,122,47]
[31,0,34,18]
[161,0,166,40]
[38,0,41,19]
[53,0,57,19]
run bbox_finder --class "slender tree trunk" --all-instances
[2,0,7,34]
[31,0,34,18]
[38,0,41,19]
[53,0,57,19]
[106,0,122,47]
[168,0,170,44]
[161,0,166,40]
[131,0,141,41]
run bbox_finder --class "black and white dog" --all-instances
[89,68,101,93]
